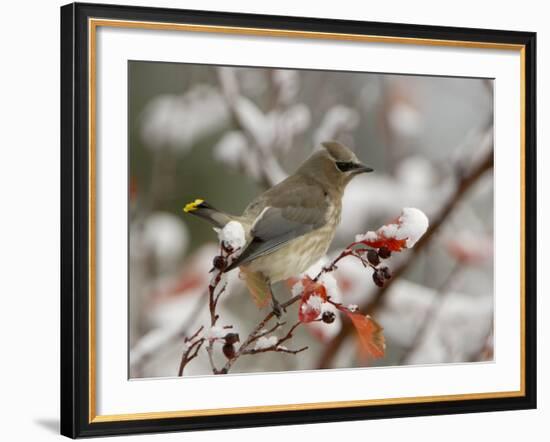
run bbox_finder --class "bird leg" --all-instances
[269,283,286,318]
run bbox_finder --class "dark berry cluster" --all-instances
[321,311,336,324]
[213,255,227,270]
[366,246,392,287]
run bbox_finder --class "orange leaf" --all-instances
[339,307,385,359]
[298,277,327,323]
[357,237,407,252]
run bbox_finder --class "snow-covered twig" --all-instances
[205,242,241,375]
[243,322,308,355]
[177,223,246,376]
[218,297,307,374]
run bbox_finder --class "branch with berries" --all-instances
[316,142,494,369]
[176,208,428,376]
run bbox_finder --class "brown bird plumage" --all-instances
[184,141,373,314]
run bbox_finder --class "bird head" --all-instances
[298,141,373,190]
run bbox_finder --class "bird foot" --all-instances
[271,297,286,318]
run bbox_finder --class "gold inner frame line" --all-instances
[88,17,527,424]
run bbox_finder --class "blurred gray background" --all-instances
[128,61,494,378]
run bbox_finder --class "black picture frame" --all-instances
[61,2,537,438]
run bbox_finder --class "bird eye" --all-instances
[336,161,356,172]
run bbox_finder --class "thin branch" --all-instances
[248,321,287,344]
[313,247,375,282]
[244,346,309,355]
[177,338,205,377]
[177,325,205,376]
[242,321,307,355]
[205,245,236,375]
[176,244,240,376]
[219,296,303,373]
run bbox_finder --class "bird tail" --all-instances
[182,199,232,228]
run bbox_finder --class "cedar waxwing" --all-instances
[184,141,373,315]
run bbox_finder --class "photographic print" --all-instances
[128,62,494,379]
[61,4,535,437]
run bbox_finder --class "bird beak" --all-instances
[352,163,374,174]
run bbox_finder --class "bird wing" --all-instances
[225,182,328,271]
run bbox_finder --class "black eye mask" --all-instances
[336,161,358,172]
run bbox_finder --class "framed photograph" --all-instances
[60,2,536,438]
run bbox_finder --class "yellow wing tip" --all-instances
[183,198,204,213]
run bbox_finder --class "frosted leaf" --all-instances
[355,207,429,248]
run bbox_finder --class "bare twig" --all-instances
[248,321,287,343]
[243,322,308,355]
[218,294,304,373]
[177,325,205,376]
[205,245,238,375]
[313,247,376,282]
